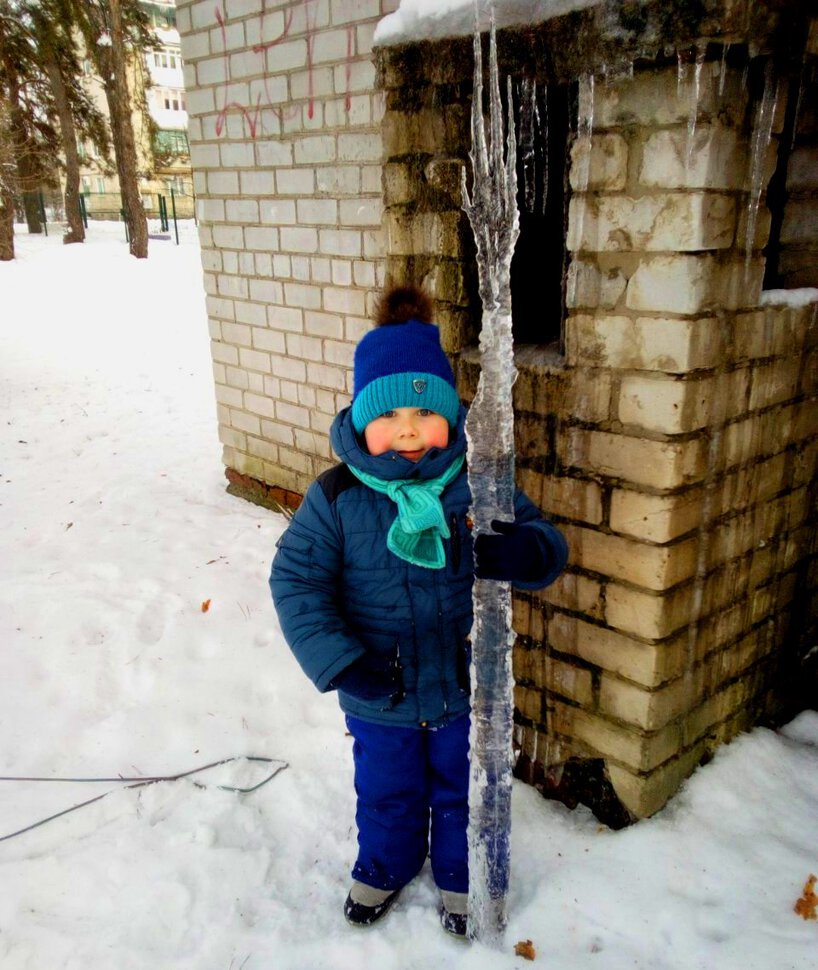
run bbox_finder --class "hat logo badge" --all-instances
[413,379,427,394]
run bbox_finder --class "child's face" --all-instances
[364,407,450,462]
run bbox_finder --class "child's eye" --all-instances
[380,410,396,419]
[418,408,432,416]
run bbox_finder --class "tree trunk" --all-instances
[107,0,147,258]
[20,185,43,234]
[43,47,84,243]
[0,182,14,260]
[5,62,42,234]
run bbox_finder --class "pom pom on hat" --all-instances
[351,286,460,434]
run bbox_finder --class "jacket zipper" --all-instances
[450,512,461,573]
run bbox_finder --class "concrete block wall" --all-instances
[176,0,398,501]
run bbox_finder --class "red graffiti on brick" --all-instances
[213,0,355,139]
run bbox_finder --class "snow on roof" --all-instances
[374,0,603,47]
[759,288,818,308]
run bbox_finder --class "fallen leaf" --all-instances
[514,939,536,960]
[794,874,818,920]
[201,599,211,613]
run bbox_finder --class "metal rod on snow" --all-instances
[461,16,521,947]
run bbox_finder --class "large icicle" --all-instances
[744,62,779,276]
[519,77,538,214]
[461,16,520,947]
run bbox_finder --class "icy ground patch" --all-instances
[1,227,817,969]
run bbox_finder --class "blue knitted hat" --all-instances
[351,318,460,434]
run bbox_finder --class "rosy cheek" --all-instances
[363,423,392,456]
[427,418,450,449]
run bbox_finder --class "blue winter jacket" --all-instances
[269,405,568,728]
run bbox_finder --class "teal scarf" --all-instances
[348,454,465,569]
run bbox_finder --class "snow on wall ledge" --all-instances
[374,0,601,46]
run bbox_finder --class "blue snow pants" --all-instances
[346,712,470,894]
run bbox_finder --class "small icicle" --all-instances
[519,77,538,214]
[567,73,594,304]
[686,47,705,169]
[677,48,687,100]
[718,42,730,98]
[790,55,807,151]
[744,62,779,279]
[540,82,549,216]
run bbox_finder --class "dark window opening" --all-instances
[763,50,818,289]
[510,80,572,350]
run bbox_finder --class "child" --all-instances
[269,286,567,936]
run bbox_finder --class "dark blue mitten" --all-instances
[474,519,555,584]
[330,653,402,702]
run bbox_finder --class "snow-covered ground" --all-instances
[1,226,817,970]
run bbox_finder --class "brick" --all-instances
[220,321,251,347]
[297,199,338,225]
[618,374,712,434]
[319,229,363,257]
[248,279,284,304]
[244,392,276,418]
[570,709,680,772]
[275,168,316,196]
[748,358,802,411]
[283,283,322,310]
[565,261,628,310]
[294,136,336,164]
[339,198,383,227]
[600,673,691,730]
[564,429,706,490]
[609,488,703,543]
[595,63,743,128]
[230,408,261,436]
[305,311,344,339]
[569,133,627,191]
[252,328,286,354]
[549,613,687,686]
[317,166,361,195]
[323,286,366,315]
[539,573,604,620]
[280,227,319,254]
[259,200,296,225]
[516,467,603,525]
[566,525,698,591]
[607,745,704,817]
[639,127,745,191]
[244,227,279,251]
[323,339,355,366]
[569,194,735,253]
[545,657,594,706]
[626,254,720,314]
[606,583,693,640]
[307,361,348,391]
[238,348,272,374]
[215,383,243,408]
[285,333,323,361]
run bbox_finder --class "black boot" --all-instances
[343,881,400,927]
[439,890,468,938]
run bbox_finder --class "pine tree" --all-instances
[69,0,155,258]
[27,0,110,244]
[0,0,62,239]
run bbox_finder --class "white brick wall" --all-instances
[177,0,391,491]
